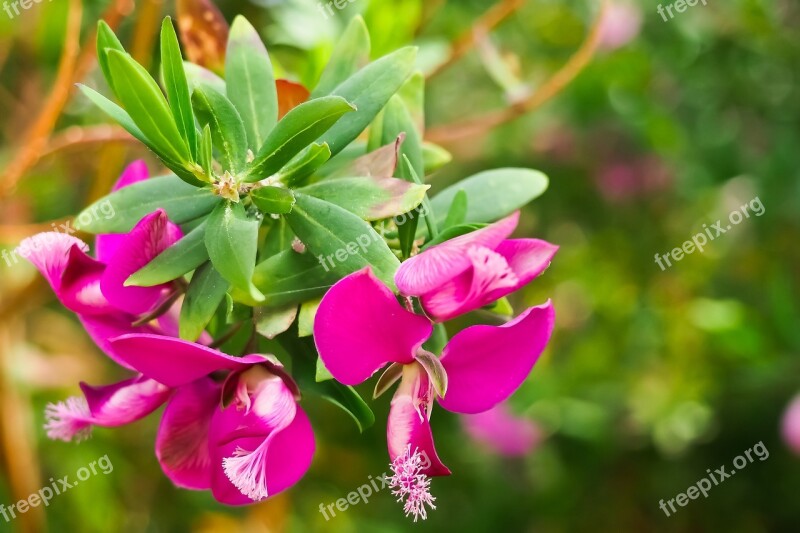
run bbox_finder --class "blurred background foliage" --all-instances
[1,0,799,531]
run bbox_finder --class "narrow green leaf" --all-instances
[312,15,370,97]
[319,46,417,156]
[245,96,355,182]
[96,21,125,94]
[260,217,294,258]
[316,357,334,382]
[107,50,191,165]
[250,186,296,215]
[180,262,230,341]
[430,168,550,226]
[75,175,220,233]
[442,189,467,230]
[254,305,298,340]
[252,249,340,307]
[126,221,209,287]
[279,143,331,188]
[184,62,226,94]
[161,17,198,160]
[285,193,400,289]
[226,16,278,151]
[298,298,321,338]
[205,201,263,301]
[328,135,402,179]
[199,124,213,176]
[192,86,248,173]
[422,141,452,174]
[298,177,428,221]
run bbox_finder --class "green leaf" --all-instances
[283,335,374,432]
[226,16,278,151]
[285,193,400,289]
[371,95,424,257]
[199,124,213,176]
[245,96,355,182]
[180,262,230,341]
[319,46,417,156]
[442,189,467,229]
[126,221,209,287]
[192,86,248,173]
[260,217,295,258]
[205,201,264,301]
[250,186,296,215]
[312,15,370,97]
[79,85,152,155]
[484,296,514,318]
[161,17,198,160]
[96,21,125,94]
[254,305,298,340]
[430,168,549,226]
[316,356,334,382]
[279,143,331,188]
[252,249,340,307]
[297,298,322,338]
[107,50,191,165]
[298,177,428,221]
[75,175,220,233]
[422,141,452,173]
[329,135,402,179]
[184,62,226,94]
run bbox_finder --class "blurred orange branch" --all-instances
[40,125,136,159]
[426,0,525,80]
[426,0,609,144]
[0,0,134,201]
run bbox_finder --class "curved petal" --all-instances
[314,268,432,385]
[156,378,221,490]
[461,402,542,456]
[438,301,555,414]
[18,233,111,315]
[100,210,183,316]
[387,393,451,478]
[44,375,171,442]
[395,212,519,296]
[420,239,557,321]
[96,160,151,262]
[78,314,160,369]
[209,374,314,505]
[109,334,265,387]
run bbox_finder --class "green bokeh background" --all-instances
[0,0,798,531]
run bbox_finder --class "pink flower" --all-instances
[782,394,800,455]
[108,335,315,504]
[461,402,543,456]
[394,212,557,322]
[314,267,555,481]
[598,1,642,51]
[18,161,182,367]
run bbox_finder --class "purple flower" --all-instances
[782,394,800,456]
[314,266,555,478]
[107,335,315,505]
[394,211,557,322]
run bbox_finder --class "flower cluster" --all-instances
[21,13,558,519]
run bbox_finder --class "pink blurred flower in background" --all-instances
[598,1,642,51]
[595,155,674,204]
[782,394,800,455]
[462,402,543,457]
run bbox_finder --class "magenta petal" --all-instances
[17,232,89,290]
[156,378,220,490]
[782,395,800,455]
[79,314,160,369]
[438,301,555,414]
[387,392,451,477]
[100,210,183,316]
[109,334,265,387]
[96,160,151,262]
[395,212,519,296]
[493,239,558,295]
[80,375,171,425]
[314,268,432,385]
[462,402,542,456]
